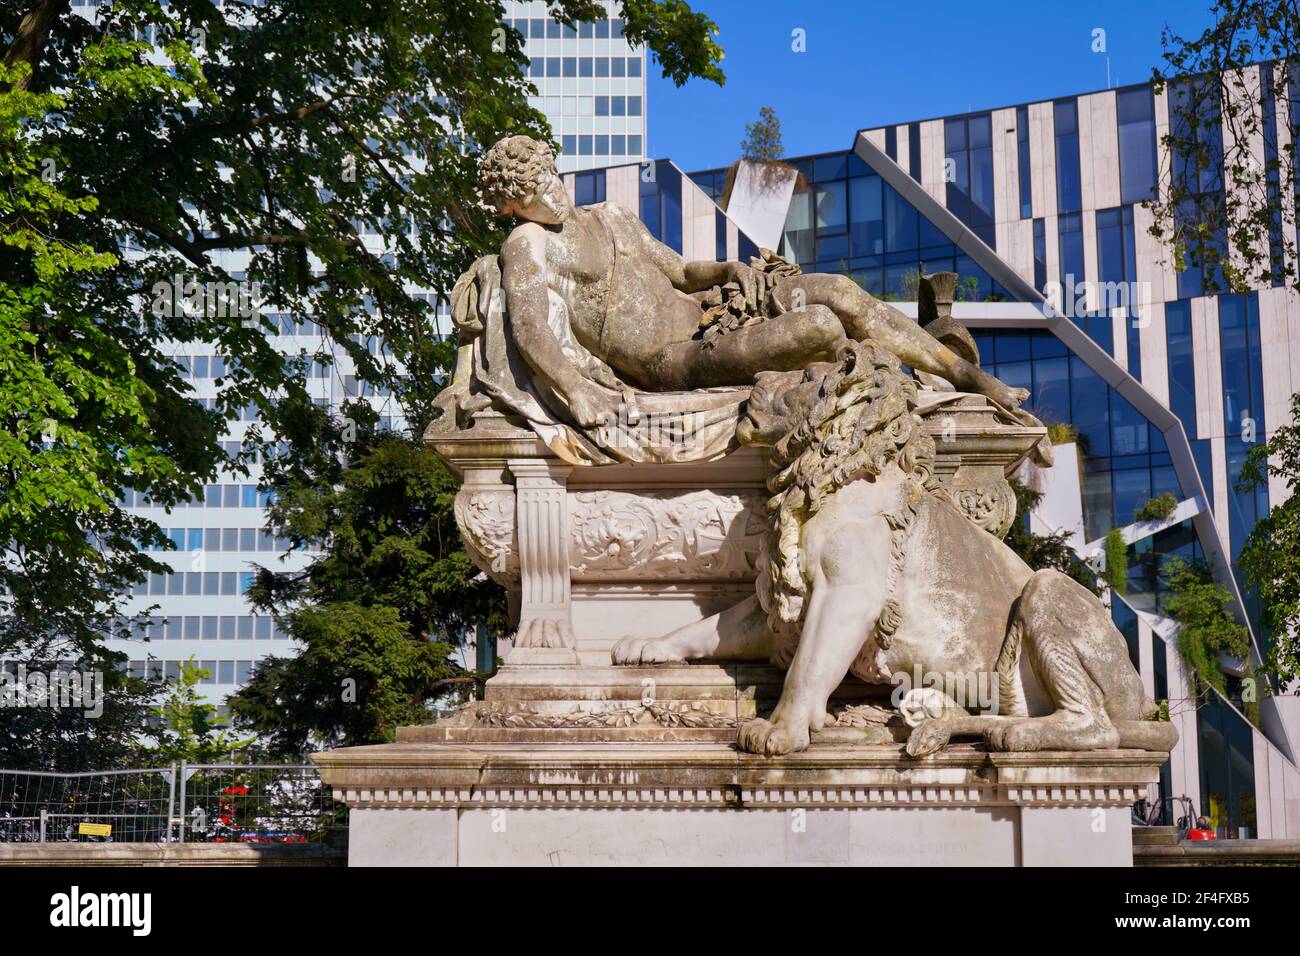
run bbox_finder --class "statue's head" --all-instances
[741,340,934,487]
[737,364,833,448]
[479,135,572,225]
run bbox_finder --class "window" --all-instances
[1219,294,1269,562]
[1171,78,1222,196]
[574,170,606,206]
[944,113,994,242]
[1096,206,1141,379]
[1017,106,1032,218]
[1116,87,1156,204]
[1165,300,1197,438]
[1054,99,1082,213]
[1032,218,1047,290]
[1058,212,1084,292]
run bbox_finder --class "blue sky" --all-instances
[646,0,1217,172]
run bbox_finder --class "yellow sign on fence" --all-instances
[78,822,112,837]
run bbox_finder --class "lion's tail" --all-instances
[995,616,1029,718]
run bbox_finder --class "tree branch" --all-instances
[3,0,69,91]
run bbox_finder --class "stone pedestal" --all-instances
[311,391,1167,867]
[314,741,1161,867]
[431,396,1039,666]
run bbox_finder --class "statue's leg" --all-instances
[611,595,772,665]
[739,520,889,756]
[648,304,845,390]
[985,570,1127,752]
[772,274,1030,410]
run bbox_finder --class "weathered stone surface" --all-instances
[314,743,1162,866]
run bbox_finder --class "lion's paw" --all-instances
[610,636,687,665]
[905,719,951,757]
[737,717,810,756]
[985,720,1034,752]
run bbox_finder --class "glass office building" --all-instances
[506,0,647,172]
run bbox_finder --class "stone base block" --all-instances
[315,741,1162,867]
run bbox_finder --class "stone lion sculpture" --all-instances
[613,340,1178,758]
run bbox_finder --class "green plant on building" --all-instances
[1101,529,1129,595]
[1135,492,1179,523]
[1163,558,1255,716]
[1043,422,1078,445]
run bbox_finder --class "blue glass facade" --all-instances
[774,151,1009,299]
[944,113,995,247]
[1218,294,1269,565]
[1198,691,1258,837]
[972,329,1181,542]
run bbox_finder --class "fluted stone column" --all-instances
[506,458,578,665]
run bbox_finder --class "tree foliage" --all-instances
[740,104,783,162]
[148,658,251,764]
[0,623,159,770]
[1237,390,1300,686]
[1151,1,1300,294]
[1,0,722,665]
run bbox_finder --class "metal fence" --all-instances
[0,764,345,844]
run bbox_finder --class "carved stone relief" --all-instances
[568,490,765,581]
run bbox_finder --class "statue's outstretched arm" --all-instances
[501,226,605,427]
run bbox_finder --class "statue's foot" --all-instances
[737,717,810,756]
[990,382,1030,410]
[514,617,575,648]
[904,719,952,757]
[611,635,688,665]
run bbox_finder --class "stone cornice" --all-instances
[314,743,1166,811]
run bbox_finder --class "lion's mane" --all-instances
[755,341,942,665]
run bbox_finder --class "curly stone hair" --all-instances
[754,341,941,660]
[478,135,557,212]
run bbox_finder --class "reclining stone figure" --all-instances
[613,341,1179,758]
[476,134,1029,428]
